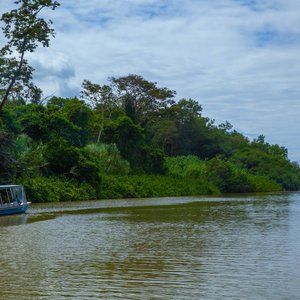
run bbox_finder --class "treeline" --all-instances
[0,74,299,202]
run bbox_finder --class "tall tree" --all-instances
[80,80,118,143]
[110,74,176,124]
[150,98,209,156]
[0,128,16,182]
[0,0,60,112]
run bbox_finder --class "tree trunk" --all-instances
[0,49,25,112]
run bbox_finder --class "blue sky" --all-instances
[1,0,300,162]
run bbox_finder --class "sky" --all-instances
[1,0,300,162]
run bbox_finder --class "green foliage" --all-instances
[204,157,281,193]
[165,155,206,178]
[110,74,176,124]
[99,175,218,199]
[165,156,281,193]
[46,113,84,147]
[151,119,179,155]
[252,135,288,158]
[83,143,130,175]
[14,134,47,177]
[69,154,101,191]
[0,127,16,182]
[18,102,89,146]
[18,104,48,140]
[21,177,96,203]
[1,107,21,133]
[231,148,300,190]
[103,116,145,168]
[47,97,92,144]
[150,100,210,156]
[247,174,281,193]
[205,158,235,192]
[0,61,299,201]
[138,144,166,174]
[43,138,81,175]
[0,0,60,111]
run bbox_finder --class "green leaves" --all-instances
[1,67,299,199]
[165,155,282,193]
[0,127,16,182]
[0,0,60,111]
[1,0,60,52]
[83,143,130,176]
[110,74,176,124]
[230,147,300,190]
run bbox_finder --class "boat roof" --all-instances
[0,185,23,189]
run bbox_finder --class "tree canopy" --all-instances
[0,0,60,112]
[1,74,299,200]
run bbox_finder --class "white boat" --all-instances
[0,185,30,216]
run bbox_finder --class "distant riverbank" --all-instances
[22,174,282,203]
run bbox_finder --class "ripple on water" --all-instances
[0,194,299,299]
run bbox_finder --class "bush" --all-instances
[166,156,282,194]
[21,177,96,203]
[84,143,130,175]
[205,158,281,193]
[230,148,300,190]
[247,174,281,192]
[99,175,219,199]
[165,155,205,178]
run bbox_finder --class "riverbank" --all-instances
[21,174,282,203]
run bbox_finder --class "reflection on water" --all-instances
[0,193,299,299]
[0,214,29,227]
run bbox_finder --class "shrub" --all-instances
[99,175,219,199]
[84,143,130,175]
[21,176,96,203]
[247,174,281,192]
[165,155,205,178]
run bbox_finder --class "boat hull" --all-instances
[0,204,29,216]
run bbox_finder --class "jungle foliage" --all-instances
[0,76,299,202]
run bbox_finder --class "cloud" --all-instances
[1,0,300,161]
[27,51,77,97]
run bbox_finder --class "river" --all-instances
[0,192,299,299]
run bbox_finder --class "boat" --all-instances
[0,185,30,216]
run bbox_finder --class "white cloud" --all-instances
[27,51,76,97]
[1,0,300,161]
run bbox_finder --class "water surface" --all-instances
[0,193,299,299]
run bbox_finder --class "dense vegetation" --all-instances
[0,74,299,202]
[0,1,299,202]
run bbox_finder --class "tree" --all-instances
[81,80,118,143]
[0,128,16,182]
[104,116,145,160]
[19,102,86,147]
[150,98,210,156]
[110,74,176,124]
[252,134,288,158]
[0,56,35,105]
[48,97,93,146]
[0,0,60,112]
[151,119,179,155]
[43,137,81,175]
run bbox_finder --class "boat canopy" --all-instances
[0,185,27,204]
[0,185,24,189]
